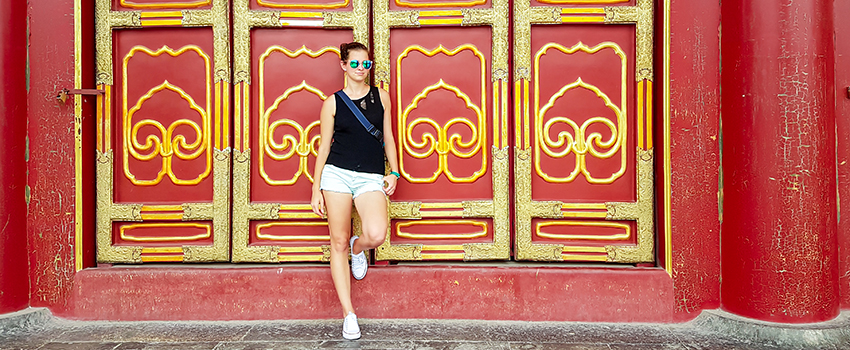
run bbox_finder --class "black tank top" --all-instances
[326,86,385,175]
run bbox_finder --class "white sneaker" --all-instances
[343,312,361,340]
[350,236,367,280]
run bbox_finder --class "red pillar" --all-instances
[721,0,838,322]
[0,0,31,312]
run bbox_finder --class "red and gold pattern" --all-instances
[374,0,511,261]
[90,0,660,266]
[230,0,370,262]
[95,0,231,263]
[513,0,655,262]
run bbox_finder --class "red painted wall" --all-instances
[836,0,850,309]
[27,0,78,313]
[0,0,31,313]
[668,0,722,321]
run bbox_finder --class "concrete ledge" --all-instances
[0,308,53,335]
[693,309,850,348]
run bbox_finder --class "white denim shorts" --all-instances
[319,164,384,198]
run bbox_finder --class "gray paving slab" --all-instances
[0,308,847,350]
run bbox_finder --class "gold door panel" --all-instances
[374,0,511,261]
[230,0,369,262]
[95,0,232,263]
[513,0,655,262]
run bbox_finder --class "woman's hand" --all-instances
[383,175,398,196]
[311,188,325,217]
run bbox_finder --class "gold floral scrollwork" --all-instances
[111,11,142,27]
[259,83,325,185]
[122,45,213,186]
[95,0,112,85]
[514,147,561,261]
[534,42,627,184]
[183,203,213,220]
[531,201,562,218]
[604,6,638,23]
[249,10,283,27]
[390,201,421,219]
[603,148,654,263]
[397,45,488,184]
[323,11,349,28]
[528,7,560,24]
[462,201,493,217]
[634,2,654,82]
[321,245,331,262]
[258,46,338,185]
[535,79,625,183]
[182,9,213,26]
[96,150,144,263]
[377,242,423,260]
[400,80,487,183]
[462,9,492,25]
[231,149,282,262]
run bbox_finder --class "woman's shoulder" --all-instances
[375,86,390,101]
[321,92,337,115]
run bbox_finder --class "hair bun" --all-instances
[340,42,368,61]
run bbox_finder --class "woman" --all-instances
[310,42,400,340]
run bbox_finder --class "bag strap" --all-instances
[336,89,383,141]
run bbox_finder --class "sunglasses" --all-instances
[348,59,373,69]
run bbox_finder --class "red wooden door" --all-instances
[230,0,369,262]
[95,0,232,263]
[373,0,512,261]
[93,0,659,265]
[513,0,655,262]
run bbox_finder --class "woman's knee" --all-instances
[329,234,350,253]
[361,225,386,248]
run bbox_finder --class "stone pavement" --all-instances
[1,309,848,350]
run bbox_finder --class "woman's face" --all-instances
[341,49,370,83]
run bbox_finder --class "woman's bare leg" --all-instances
[352,191,388,254]
[323,190,355,317]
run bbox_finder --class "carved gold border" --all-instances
[513,0,655,263]
[120,0,212,9]
[119,222,212,241]
[94,0,231,263]
[75,0,84,271]
[536,220,630,240]
[538,0,627,4]
[231,0,369,262]
[257,0,350,10]
[394,0,486,9]
[663,0,671,275]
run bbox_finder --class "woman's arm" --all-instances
[311,96,336,217]
[380,88,400,196]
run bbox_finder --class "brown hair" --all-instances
[340,42,368,62]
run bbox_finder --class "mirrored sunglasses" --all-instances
[348,59,373,69]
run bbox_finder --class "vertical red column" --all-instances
[721,0,838,322]
[0,0,31,312]
[835,0,850,309]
